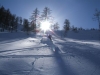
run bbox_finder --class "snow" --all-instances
[0,30,100,75]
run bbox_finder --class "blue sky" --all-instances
[0,0,100,29]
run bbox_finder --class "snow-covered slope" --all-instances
[54,30,100,40]
[0,30,100,75]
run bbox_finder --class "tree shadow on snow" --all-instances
[40,37,78,75]
[56,41,100,69]
[53,45,78,75]
[0,45,49,54]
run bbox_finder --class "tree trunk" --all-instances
[98,18,100,31]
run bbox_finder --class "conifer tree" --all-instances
[30,8,39,32]
[53,22,59,30]
[23,19,29,34]
[64,19,70,31]
[41,7,51,21]
[93,9,100,30]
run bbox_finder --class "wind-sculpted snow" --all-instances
[0,31,100,75]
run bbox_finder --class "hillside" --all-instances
[0,30,100,75]
[54,30,100,40]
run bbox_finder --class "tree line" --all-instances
[0,5,99,34]
[64,9,100,33]
[63,18,99,33]
[30,7,59,32]
[18,7,60,34]
[0,6,60,34]
[0,5,23,32]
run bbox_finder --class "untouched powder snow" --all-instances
[0,30,100,75]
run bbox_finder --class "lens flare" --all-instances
[40,21,51,31]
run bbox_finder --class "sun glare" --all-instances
[40,21,51,31]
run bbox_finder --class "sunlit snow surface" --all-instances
[0,30,100,75]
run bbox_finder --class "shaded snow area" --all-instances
[0,30,100,75]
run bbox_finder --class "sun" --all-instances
[40,20,51,31]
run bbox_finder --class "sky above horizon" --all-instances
[0,0,100,30]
